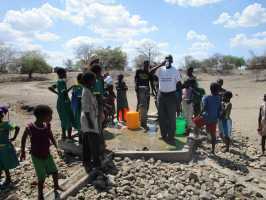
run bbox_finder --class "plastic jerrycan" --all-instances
[126,111,140,130]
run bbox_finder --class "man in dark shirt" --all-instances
[135,60,152,130]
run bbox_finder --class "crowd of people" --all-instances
[0,55,266,200]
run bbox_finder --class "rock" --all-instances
[189,172,199,182]
[114,157,122,162]
[199,191,212,200]
[175,183,185,192]
[256,192,264,198]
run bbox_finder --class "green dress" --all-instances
[53,79,74,130]
[71,84,83,131]
[0,122,19,171]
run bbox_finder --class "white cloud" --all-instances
[35,32,60,42]
[186,30,208,41]
[230,33,266,48]
[0,22,41,51]
[3,6,53,31]
[186,30,214,59]
[65,36,104,49]
[66,1,158,40]
[164,0,222,7]
[214,3,266,28]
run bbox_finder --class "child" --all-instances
[193,83,221,154]
[20,105,63,200]
[80,71,101,170]
[49,68,74,140]
[219,91,233,152]
[182,80,194,134]
[70,73,83,140]
[0,106,20,187]
[192,83,206,117]
[115,74,129,122]
[258,94,266,155]
[103,84,116,126]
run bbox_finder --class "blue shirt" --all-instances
[202,95,221,124]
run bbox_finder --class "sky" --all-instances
[0,0,265,68]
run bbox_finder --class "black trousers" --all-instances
[158,91,177,139]
[82,133,101,168]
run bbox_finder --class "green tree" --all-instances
[94,47,127,70]
[20,51,52,79]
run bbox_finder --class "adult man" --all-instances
[151,55,182,141]
[135,60,152,130]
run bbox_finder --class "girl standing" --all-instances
[20,105,63,200]
[258,94,266,155]
[49,68,74,140]
[116,74,129,122]
[0,106,20,187]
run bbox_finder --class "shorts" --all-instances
[193,116,217,136]
[31,154,58,181]
[218,118,232,138]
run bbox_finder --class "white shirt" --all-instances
[81,87,99,134]
[156,66,181,93]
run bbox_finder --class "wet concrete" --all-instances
[105,119,187,152]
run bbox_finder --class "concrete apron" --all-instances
[46,136,199,199]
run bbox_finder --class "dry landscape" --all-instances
[0,71,266,199]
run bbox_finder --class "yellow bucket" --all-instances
[126,111,140,130]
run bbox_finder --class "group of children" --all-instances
[180,68,233,154]
[1,63,266,200]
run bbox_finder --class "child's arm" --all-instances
[10,126,20,142]
[20,129,29,161]
[48,85,58,95]
[67,85,74,93]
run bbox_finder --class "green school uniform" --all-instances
[53,79,74,130]
[0,122,19,171]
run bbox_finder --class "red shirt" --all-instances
[26,123,54,159]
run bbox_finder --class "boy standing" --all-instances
[81,71,101,170]
[193,83,221,154]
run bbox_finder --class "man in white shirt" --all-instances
[151,55,182,141]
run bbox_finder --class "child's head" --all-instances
[223,91,233,102]
[217,79,224,87]
[143,60,150,71]
[0,106,8,121]
[34,105,53,123]
[210,82,220,96]
[82,71,96,87]
[77,73,83,85]
[91,64,102,77]
[118,74,124,81]
[264,94,266,102]
[56,68,67,79]
[187,67,194,77]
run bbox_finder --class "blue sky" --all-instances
[0,0,265,67]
